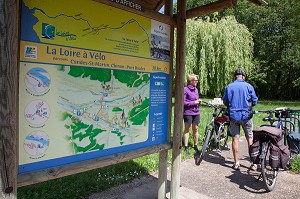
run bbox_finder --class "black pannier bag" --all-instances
[250,140,261,164]
[287,132,300,157]
[253,126,283,144]
[279,144,290,169]
[252,126,290,169]
[269,143,280,168]
[269,138,290,169]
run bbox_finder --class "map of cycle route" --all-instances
[19,0,170,173]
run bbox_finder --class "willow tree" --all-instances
[185,16,254,97]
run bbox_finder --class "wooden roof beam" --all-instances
[154,0,165,12]
[185,0,237,19]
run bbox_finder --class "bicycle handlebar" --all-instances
[254,108,300,120]
[257,108,300,114]
[201,101,225,109]
[201,101,214,108]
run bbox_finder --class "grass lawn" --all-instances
[17,99,300,199]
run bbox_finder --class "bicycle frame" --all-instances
[204,102,229,149]
[213,116,229,149]
[258,139,279,191]
[260,142,268,160]
[259,109,290,145]
[255,108,290,192]
[195,102,229,165]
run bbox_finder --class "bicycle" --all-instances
[253,107,299,192]
[195,101,230,165]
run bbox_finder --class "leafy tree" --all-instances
[173,0,215,13]
[175,0,300,99]
[223,0,300,99]
[185,16,254,97]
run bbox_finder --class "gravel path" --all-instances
[88,136,300,199]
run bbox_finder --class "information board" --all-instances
[19,0,170,174]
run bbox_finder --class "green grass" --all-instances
[17,161,149,199]
[290,156,300,173]
[17,99,300,198]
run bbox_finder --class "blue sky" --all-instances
[159,0,177,13]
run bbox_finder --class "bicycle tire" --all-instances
[217,124,228,150]
[261,142,278,192]
[195,124,213,165]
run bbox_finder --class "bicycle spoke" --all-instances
[261,142,278,192]
[216,125,228,150]
[195,124,213,165]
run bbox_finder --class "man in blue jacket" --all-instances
[222,67,258,170]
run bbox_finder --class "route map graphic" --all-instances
[25,67,51,94]
[24,99,50,125]
[24,131,49,156]
[58,65,150,153]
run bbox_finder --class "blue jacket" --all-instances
[184,84,200,115]
[222,79,258,121]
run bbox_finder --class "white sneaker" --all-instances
[250,163,261,171]
[250,164,257,171]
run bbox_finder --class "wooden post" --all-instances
[0,0,19,198]
[158,151,168,199]
[170,0,186,198]
[158,1,174,198]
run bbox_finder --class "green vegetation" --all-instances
[18,99,300,199]
[290,156,300,173]
[185,16,253,96]
[17,161,148,199]
[179,0,300,99]
[227,0,300,99]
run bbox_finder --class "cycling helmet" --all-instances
[234,67,246,77]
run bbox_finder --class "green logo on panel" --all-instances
[42,23,55,39]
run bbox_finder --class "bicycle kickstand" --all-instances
[257,173,262,182]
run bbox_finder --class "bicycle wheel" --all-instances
[216,124,228,150]
[195,123,213,165]
[261,142,278,192]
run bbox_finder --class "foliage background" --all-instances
[177,0,300,100]
[185,16,253,97]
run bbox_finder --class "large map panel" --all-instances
[19,0,170,173]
